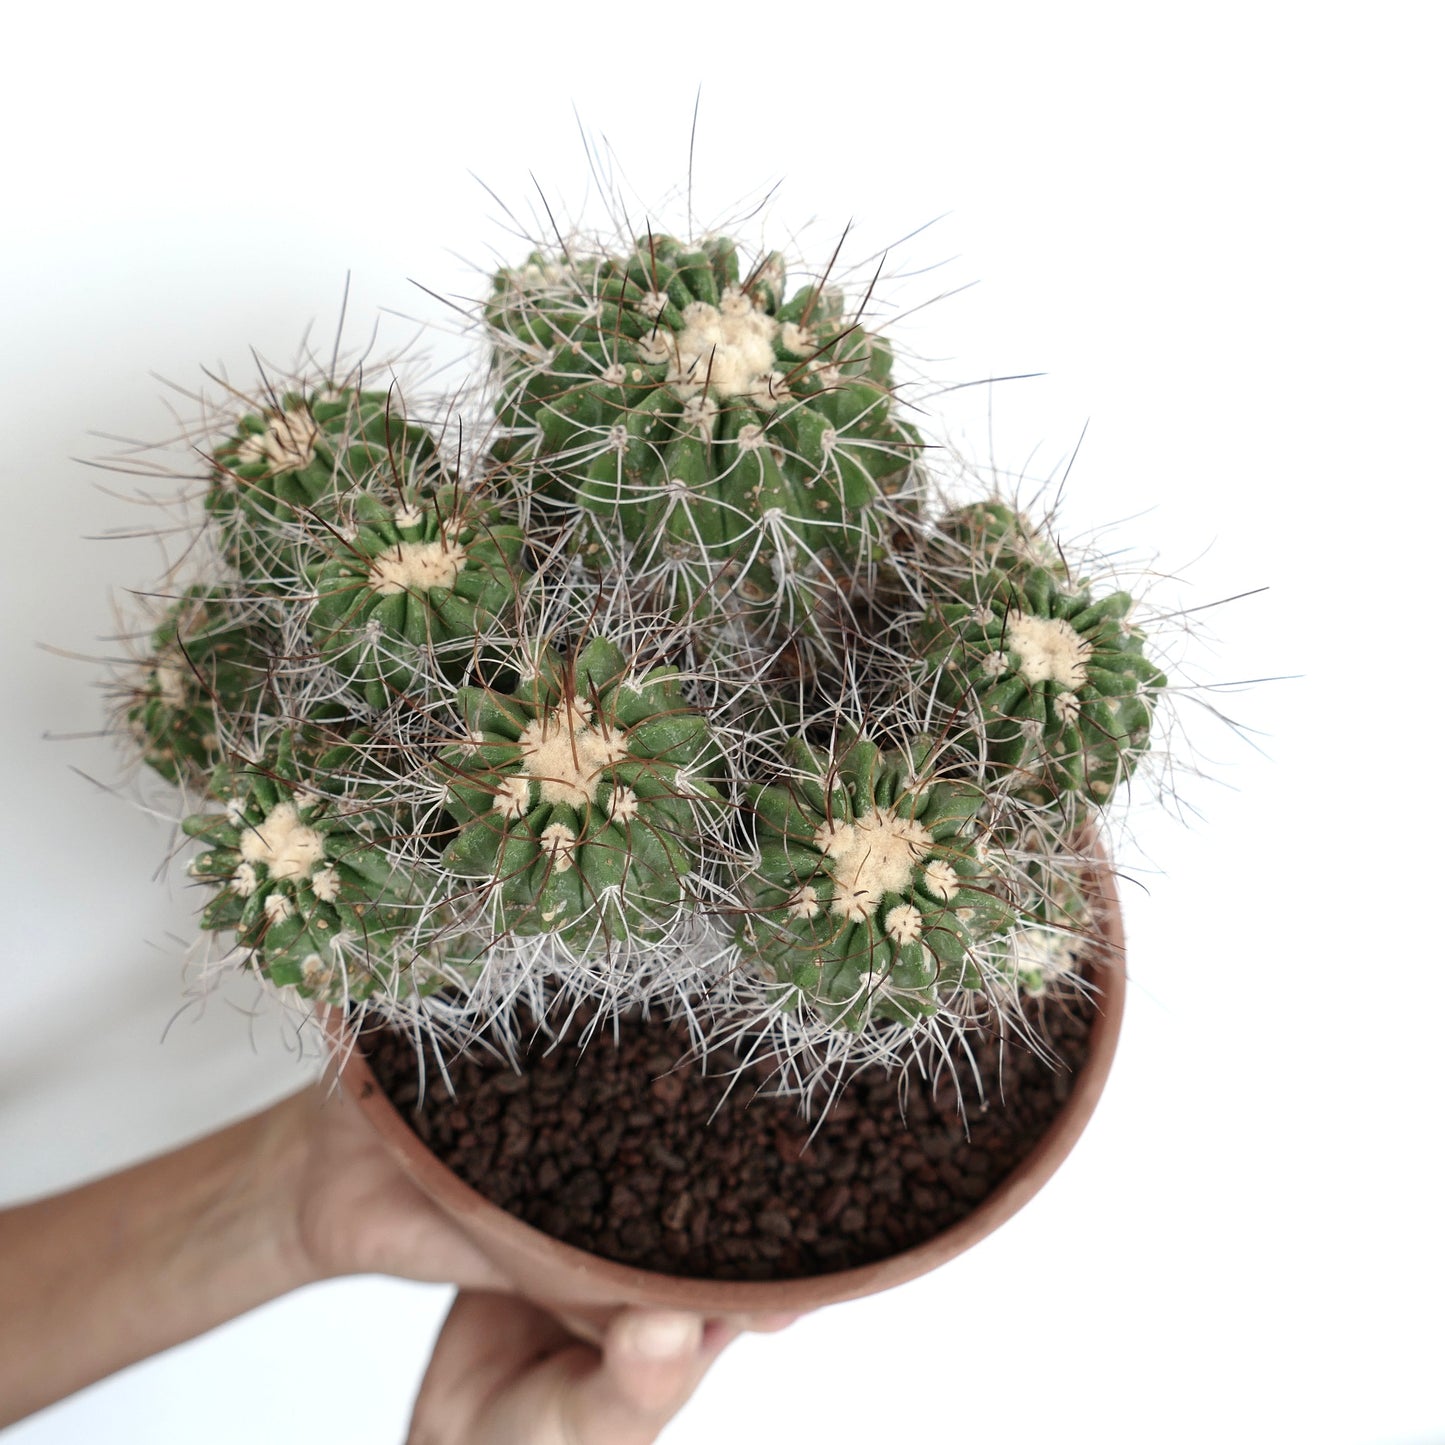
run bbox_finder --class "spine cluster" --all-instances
[110,221,1171,1097]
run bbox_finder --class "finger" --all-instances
[554,1309,727,1443]
[372,1195,520,1291]
[302,1086,516,1291]
[407,1290,574,1444]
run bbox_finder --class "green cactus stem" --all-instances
[918,564,1166,805]
[933,499,1067,580]
[125,587,273,792]
[307,485,528,709]
[438,636,725,947]
[207,387,445,583]
[744,736,1016,1030]
[485,234,922,632]
[182,731,422,1001]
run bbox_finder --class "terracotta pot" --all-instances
[331,852,1125,1330]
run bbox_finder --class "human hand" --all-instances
[406,1296,773,1445]
[277,1082,799,1441]
[284,1075,517,1289]
[0,1079,798,1431]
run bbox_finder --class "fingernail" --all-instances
[622,1311,705,1360]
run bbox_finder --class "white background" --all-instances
[2,3,1441,1443]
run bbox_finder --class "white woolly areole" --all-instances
[263,893,294,923]
[636,330,672,366]
[232,861,259,897]
[681,395,718,431]
[637,290,668,320]
[235,406,319,476]
[311,866,341,901]
[787,884,821,920]
[393,504,425,530]
[1004,611,1094,689]
[814,807,935,924]
[609,785,640,824]
[667,295,783,402]
[369,540,464,596]
[239,802,326,883]
[780,321,814,354]
[923,859,960,901]
[539,822,579,872]
[884,903,924,945]
[516,697,629,809]
[493,774,531,820]
[756,371,791,408]
[719,288,753,317]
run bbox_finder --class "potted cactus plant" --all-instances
[111,215,1168,1320]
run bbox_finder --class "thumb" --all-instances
[553,1310,733,1444]
[405,1296,730,1445]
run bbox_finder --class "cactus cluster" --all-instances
[109,215,1171,1097]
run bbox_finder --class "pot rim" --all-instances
[330,847,1126,1314]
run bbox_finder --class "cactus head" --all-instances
[182,730,425,1001]
[932,500,1068,580]
[485,234,922,638]
[744,735,1017,1030]
[122,587,273,793]
[307,484,529,710]
[918,559,1166,806]
[438,636,726,949]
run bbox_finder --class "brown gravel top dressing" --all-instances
[364,989,1095,1281]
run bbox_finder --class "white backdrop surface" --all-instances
[2,3,1441,1443]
